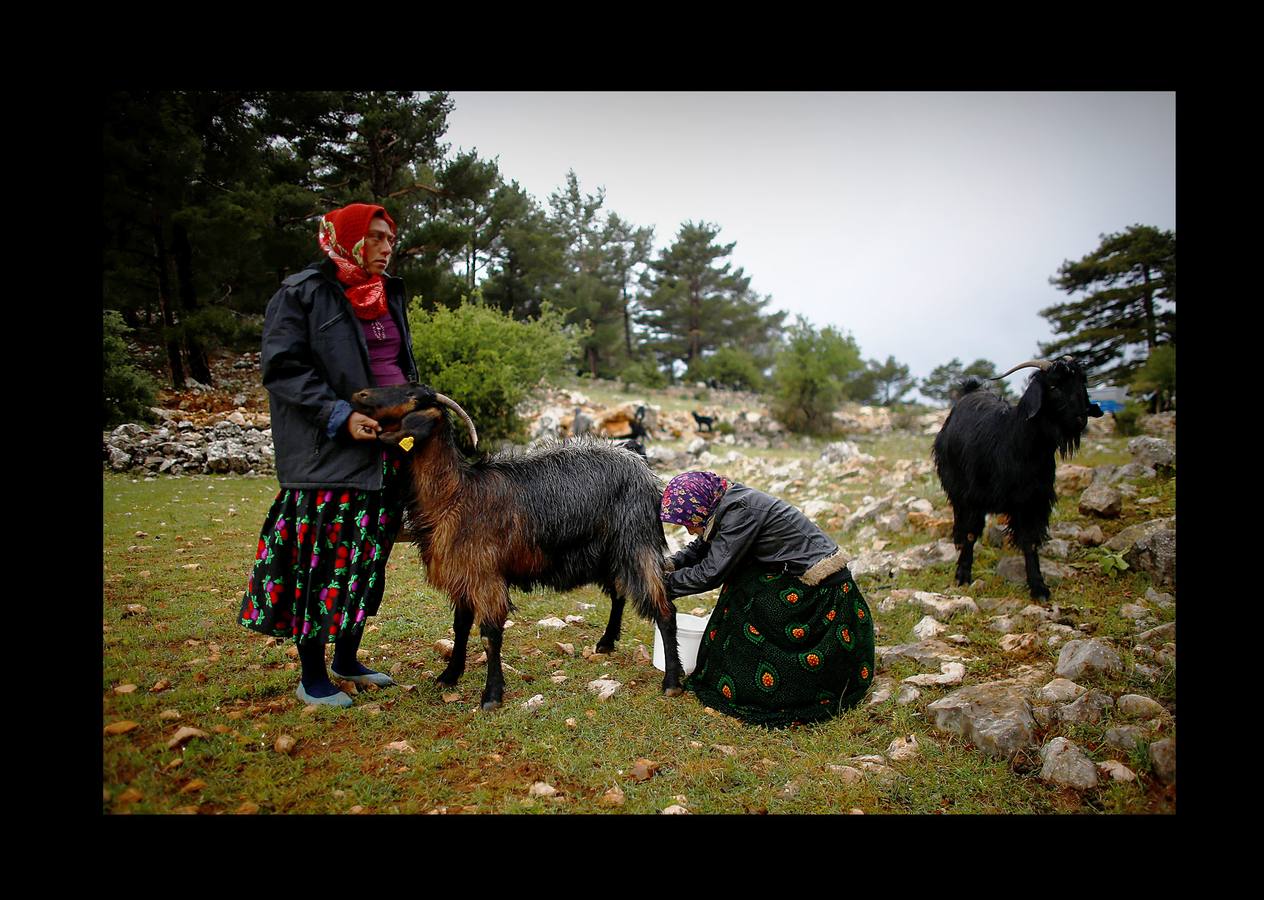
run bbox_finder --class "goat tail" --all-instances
[631,546,673,620]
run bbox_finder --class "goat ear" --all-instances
[1087,402,1104,418]
[378,409,438,450]
[1017,380,1044,420]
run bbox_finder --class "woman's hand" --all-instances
[347,412,381,441]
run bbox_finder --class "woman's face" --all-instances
[685,524,703,536]
[362,216,395,274]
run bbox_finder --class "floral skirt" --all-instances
[686,563,875,728]
[237,451,405,645]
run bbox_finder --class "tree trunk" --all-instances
[587,346,599,378]
[623,286,633,356]
[151,209,185,389]
[1141,265,1157,349]
[172,221,213,384]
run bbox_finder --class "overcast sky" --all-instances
[442,91,1175,399]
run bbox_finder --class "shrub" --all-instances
[619,357,668,391]
[714,420,735,435]
[770,317,864,435]
[1131,344,1175,412]
[103,310,159,429]
[408,297,581,444]
[686,346,767,392]
[1112,401,1147,436]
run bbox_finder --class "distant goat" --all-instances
[691,410,714,432]
[350,384,685,709]
[932,357,1103,600]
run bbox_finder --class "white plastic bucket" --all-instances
[653,612,709,676]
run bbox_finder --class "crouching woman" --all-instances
[661,472,875,727]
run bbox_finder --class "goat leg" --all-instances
[478,621,506,711]
[1021,542,1051,601]
[595,593,626,654]
[951,509,984,586]
[653,606,685,697]
[436,604,474,688]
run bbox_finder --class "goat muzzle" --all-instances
[435,393,479,449]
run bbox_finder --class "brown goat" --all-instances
[351,383,686,710]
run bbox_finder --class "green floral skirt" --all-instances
[686,563,875,728]
[237,451,405,645]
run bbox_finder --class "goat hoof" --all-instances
[435,674,460,688]
[594,642,616,654]
[480,698,502,711]
[662,686,684,697]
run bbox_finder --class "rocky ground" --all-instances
[104,351,1177,802]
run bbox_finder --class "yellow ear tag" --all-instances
[399,436,415,452]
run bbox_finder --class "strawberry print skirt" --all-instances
[237,451,405,645]
[686,563,875,728]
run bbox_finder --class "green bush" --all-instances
[714,420,735,435]
[408,297,581,444]
[103,310,159,429]
[619,357,668,391]
[685,346,766,392]
[1112,401,1147,436]
[770,318,863,435]
[1131,344,1175,412]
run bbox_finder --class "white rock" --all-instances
[528,782,558,798]
[1055,638,1123,680]
[1097,760,1137,782]
[564,615,585,624]
[1120,603,1150,620]
[912,616,948,641]
[536,617,568,629]
[902,661,966,687]
[827,765,865,783]
[661,805,691,815]
[587,678,622,701]
[520,694,545,710]
[897,684,921,705]
[886,734,920,762]
[1039,738,1099,791]
[1117,694,1166,720]
[1036,678,1087,704]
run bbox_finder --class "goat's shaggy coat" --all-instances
[350,384,685,709]
[932,358,1102,600]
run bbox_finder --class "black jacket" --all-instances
[261,259,418,490]
[667,483,843,598]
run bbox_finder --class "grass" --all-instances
[103,395,1175,815]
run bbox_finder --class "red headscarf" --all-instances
[317,203,398,320]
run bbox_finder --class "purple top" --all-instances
[361,313,408,387]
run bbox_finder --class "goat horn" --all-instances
[434,393,479,449]
[992,359,1052,379]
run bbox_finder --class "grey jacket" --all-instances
[666,483,847,598]
[261,259,418,490]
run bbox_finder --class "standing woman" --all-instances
[237,203,426,707]
[661,472,875,727]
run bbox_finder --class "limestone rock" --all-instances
[1104,725,1149,754]
[1104,517,1175,554]
[1149,737,1176,784]
[1057,689,1114,725]
[903,661,966,687]
[1136,622,1175,646]
[911,591,979,620]
[876,639,967,671]
[912,616,948,641]
[886,734,920,763]
[927,678,1040,758]
[1036,678,1086,704]
[999,632,1040,657]
[1097,760,1137,782]
[1127,436,1175,473]
[1056,465,1095,494]
[1039,737,1099,791]
[1078,525,1106,547]
[1079,482,1123,518]
[1117,694,1166,720]
[896,684,921,705]
[1055,638,1123,680]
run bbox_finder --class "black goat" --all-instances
[932,357,1103,600]
[350,383,685,710]
[691,410,714,432]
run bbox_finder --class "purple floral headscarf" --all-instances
[660,471,730,527]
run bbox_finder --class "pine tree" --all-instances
[1041,224,1175,383]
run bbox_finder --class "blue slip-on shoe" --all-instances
[296,683,354,707]
[330,667,396,688]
